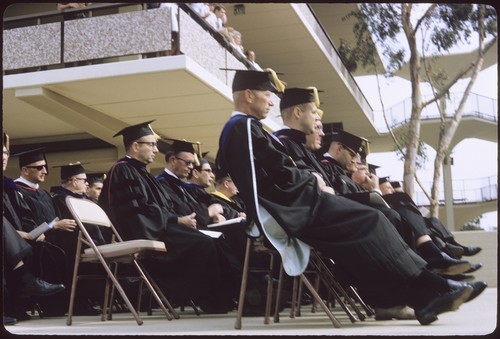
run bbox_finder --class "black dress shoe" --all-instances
[447,279,488,302]
[415,284,473,325]
[444,243,464,258]
[19,278,65,297]
[464,263,482,274]
[3,316,17,326]
[10,310,31,321]
[462,246,482,257]
[427,254,472,275]
[441,273,475,282]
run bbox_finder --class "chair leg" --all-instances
[235,237,252,329]
[288,276,297,318]
[134,260,176,320]
[347,285,374,317]
[188,300,201,316]
[67,236,83,326]
[273,263,284,323]
[300,274,342,328]
[263,252,275,325]
[311,253,363,322]
[311,273,321,313]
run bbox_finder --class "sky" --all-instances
[354,64,498,230]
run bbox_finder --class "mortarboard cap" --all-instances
[56,162,86,180]
[3,133,9,151]
[327,128,368,155]
[368,163,380,175]
[391,181,402,189]
[214,168,231,184]
[232,69,286,94]
[87,172,107,185]
[163,138,202,166]
[280,87,321,111]
[113,120,158,146]
[172,139,195,154]
[13,147,47,169]
[379,176,391,185]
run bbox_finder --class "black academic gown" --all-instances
[15,181,58,227]
[382,192,433,238]
[3,217,32,272]
[99,157,238,310]
[13,180,69,314]
[274,128,333,187]
[156,172,212,229]
[3,177,38,233]
[216,113,426,306]
[47,187,109,307]
[318,155,417,248]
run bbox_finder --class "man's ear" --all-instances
[245,89,254,103]
[293,106,302,119]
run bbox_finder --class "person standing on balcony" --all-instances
[56,3,88,20]
[159,3,179,55]
[205,4,226,30]
[245,50,263,70]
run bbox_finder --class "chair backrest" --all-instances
[65,196,112,227]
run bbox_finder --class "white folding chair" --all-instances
[65,196,178,325]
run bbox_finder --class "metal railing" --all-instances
[3,3,254,72]
[412,175,498,206]
[375,92,498,132]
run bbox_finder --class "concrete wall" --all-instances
[453,231,497,287]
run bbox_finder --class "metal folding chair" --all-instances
[65,196,178,325]
[235,236,278,329]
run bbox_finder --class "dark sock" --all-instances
[406,269,450,309]
[448,238,465,248]
[417,241,443,261]
[14,265,36,286]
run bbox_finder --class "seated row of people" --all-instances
[214,69,486,325]
[3,70,487,327]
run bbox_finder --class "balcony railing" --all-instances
[374,92,498,132]
[3,3,255,74]
[413,175,498,206]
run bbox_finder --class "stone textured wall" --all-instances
[3,23,61,70]
[64,7,172,62]
[179,10,227,84]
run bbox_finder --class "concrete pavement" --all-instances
[3,288,497,337]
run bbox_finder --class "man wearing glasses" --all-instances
[99,121,239,314]
[13,148,77,233]
[156,140,225,229]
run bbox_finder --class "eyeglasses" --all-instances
[341,144,356,157]
[24,165,47,171]
[175,156,195,166]
[74,178,88,183]
[136,141,158,148]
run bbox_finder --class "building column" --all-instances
[443,153,456,231]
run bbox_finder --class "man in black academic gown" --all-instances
[3,134,66,323]
[50,163,107,314]
[156,140,225,229]
[318,129,476,278]
[98,121,238,313]
[215,69,481,325]
[12,149,78,315]
[13,147,77,233]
